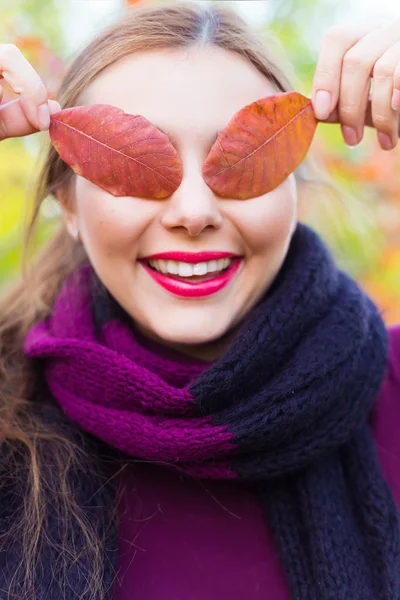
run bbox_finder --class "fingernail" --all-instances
[378,132,393,150]
[342,125,359,146]
[50,100,62,114]
[391,89,400,110]
[314,90,332,120]
[37,102,50,130]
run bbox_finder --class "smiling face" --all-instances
[58,45,298,361]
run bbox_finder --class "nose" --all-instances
[160,171,223,237]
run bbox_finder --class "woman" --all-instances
[0,2,399,599]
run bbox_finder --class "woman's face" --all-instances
[58,45,298,360]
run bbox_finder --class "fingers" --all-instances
[312,20,389,121]
[338,20,400,148]
[312,19,400,150]
[371,42,400,149]
[340,77,371,146]
[0,97,61,141]
[0,43,59,138]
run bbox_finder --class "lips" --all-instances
[139,257,242,298]
[141,251,240,263]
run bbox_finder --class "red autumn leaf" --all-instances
[49,104,183,199]
[202,91,318,200]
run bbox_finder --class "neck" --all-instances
[132,321,240,362]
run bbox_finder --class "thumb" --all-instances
[49,100,62,114]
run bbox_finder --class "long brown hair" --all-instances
[0,2,334,597]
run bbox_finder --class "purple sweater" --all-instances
[113,324,400,600]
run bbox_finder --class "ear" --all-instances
[55,187,79,240]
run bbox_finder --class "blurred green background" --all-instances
[0,0,399,324]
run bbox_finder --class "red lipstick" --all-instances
[142,251,239,263]
[139,256,242,298]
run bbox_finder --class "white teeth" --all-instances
[167,260,179,275]
[208,260,218,273]
[148,257,234,277]
[178,263,193,277]
[193,262,207,276]
[158,259,168,273]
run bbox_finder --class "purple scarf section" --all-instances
[23,261,236,478]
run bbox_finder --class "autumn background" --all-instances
[0,0,399,324]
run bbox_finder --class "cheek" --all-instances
[76,180,156,256]
[228,180,297,254]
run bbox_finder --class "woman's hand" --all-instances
[311,19,400,150]
[0,43,61,141]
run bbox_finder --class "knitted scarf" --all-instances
[23,221,400,600]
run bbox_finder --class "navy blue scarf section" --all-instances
[188,221,400,598]
[1,221,399,599]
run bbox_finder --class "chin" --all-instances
[153,324,225,346]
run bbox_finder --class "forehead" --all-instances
[80,46,279,144]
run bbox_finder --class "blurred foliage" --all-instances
[0,0,66,58]
[0,0,67,289]
[0,0,399,325]
[0,139,34,287]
